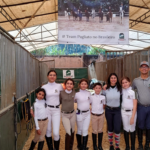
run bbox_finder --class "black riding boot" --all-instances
[83,135,89,150]
[65,133,71,150]
[70,132,74,150]
[45,136,53,150]
[130,131,136,150]
[38,141,44,150]
[98,132,103,150]
[29,140,37,150]
[76,134,82,150]
[138,128,144,150]
[54,138,60,150]
[109,145,114,150]
[92,133,98,150]
[145,129,150,150]
[124,130,130,150]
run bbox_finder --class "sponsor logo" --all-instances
[119,33,124,40]
[63,70,75,78]
[66,70,71,76]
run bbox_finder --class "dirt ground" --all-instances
[23,104,143,150]
[58,16,129,32]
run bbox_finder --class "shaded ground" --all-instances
[23,104,143,150]
[58,16,129,32]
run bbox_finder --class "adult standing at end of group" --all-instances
[60,78,76,150]
[103,73,122,150]
[132,61,150,150]
[75,78,91,150]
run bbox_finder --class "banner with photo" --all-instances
[58,0,129,45]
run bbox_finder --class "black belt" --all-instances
[61,110,74,114]
[106,106,120,110]
[122,108,133,112]
[38,117,48,121]
[92,112,104,116]
[47,104,60,108]
[138,103,150,107]
[77,109,89,113]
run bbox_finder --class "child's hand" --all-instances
[130,117,134,125]
[37,129,41,135]
[103,85,107,90]
[30,109,34,117]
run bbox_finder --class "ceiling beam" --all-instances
[0,11,58,24]
[1,0,49,7]
[129,4,149,9]
[130,10,150,28]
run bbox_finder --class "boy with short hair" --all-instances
[90,83,106,150]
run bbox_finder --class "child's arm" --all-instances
[34,104,41,134]
[130,99,137,125]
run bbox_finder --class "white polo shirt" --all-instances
[122,87,135,110]
[90,94,105,114]
[75,89,91,111]
[42,82,63,106]
[34,99,48,130]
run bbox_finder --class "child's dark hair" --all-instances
[47,69,57,76]
[79,78,88,85]
[93,82,102,89]
[36,88,46,100]
[107,73,122,92]
[121,77,131,84]
[64,78,75,85]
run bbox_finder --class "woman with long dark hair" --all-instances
[102,73,122,150]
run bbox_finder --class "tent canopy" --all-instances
[0,0,150,51]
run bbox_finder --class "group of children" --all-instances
[29,70,137,150]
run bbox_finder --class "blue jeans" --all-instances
[105,107,121,134]
[137,104,150,129]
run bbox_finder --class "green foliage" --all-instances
[87,47,105,55]
[30,45,105,56]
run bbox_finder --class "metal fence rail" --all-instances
[0,29,55,150]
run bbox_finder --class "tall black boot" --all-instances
[29,140,37,150]
[45,136,53,150]
[38,141,44,150]
[124,130,130,150]
[130,131,136,150]
[92,133,98,150]
[76,134,82,150]
[70,132,74,150]
[98,132,103,150]
[138,128,144,150]
[83,135,89,150]
[65,133,71,150]
[54,138,60,150]
[145,129,150,150]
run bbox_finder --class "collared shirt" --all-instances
[132,76,150,105]
[102,86,121,107]
[42,82,63,106]
[90,93,105,114]
[34,99,47,130]
[74,89,91,111]
[122,87,135,109]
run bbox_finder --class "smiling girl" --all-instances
[121,77,137,150]
[60,78,76,150]
[75,78,91,150]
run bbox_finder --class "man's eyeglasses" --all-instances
[140,66,149,69]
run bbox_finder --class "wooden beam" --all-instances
[1,0,49,7]
[15,0,47,39]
